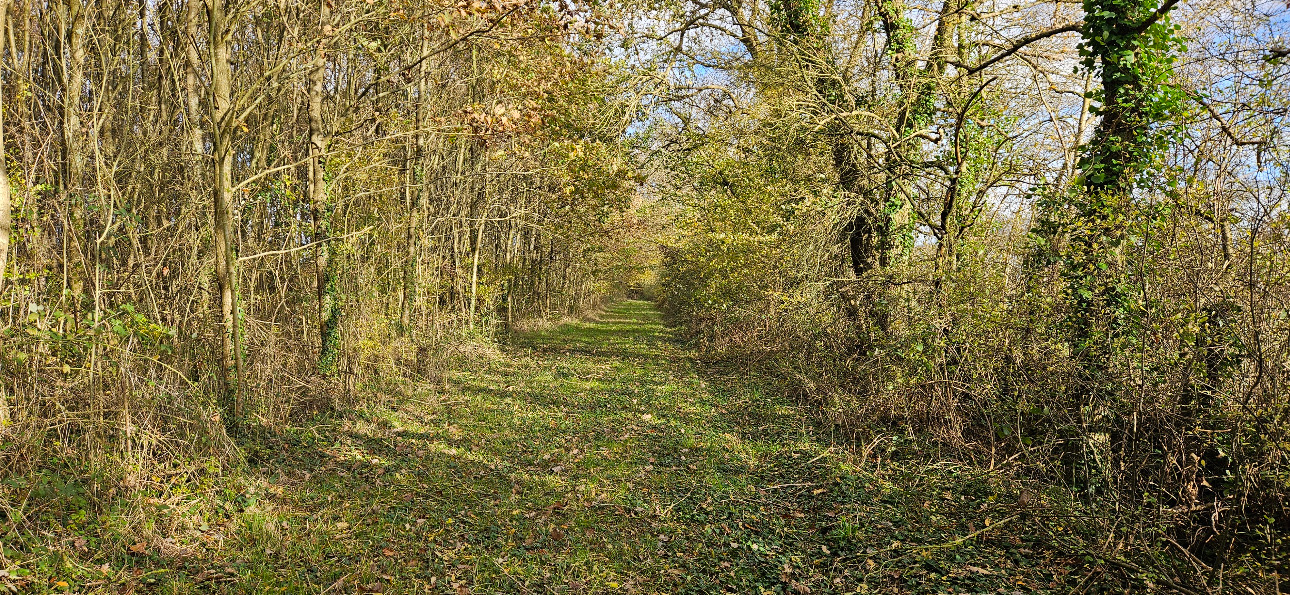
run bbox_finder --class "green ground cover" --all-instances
[4,301,1097,594]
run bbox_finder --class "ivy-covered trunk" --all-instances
[1061,0,1186,491]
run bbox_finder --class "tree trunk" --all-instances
[399,133,414,332]
[208,0,245,422]
[0,0,10,295]
[309,0,339,375]
[185,0,202,157]
[59,0,86,197]
[468,212,486,329]
[57,0,87,313]
[400,33,429,335]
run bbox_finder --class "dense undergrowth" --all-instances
[654,116,1290,595]
[641,0,1290,588]
[0,1,651,588]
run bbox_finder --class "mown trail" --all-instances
[135,301,1083,593]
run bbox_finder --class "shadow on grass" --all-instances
[24,299,1097,594]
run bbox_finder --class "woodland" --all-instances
[0,0,1287,591]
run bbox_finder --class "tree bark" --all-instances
[0,0,10,295]
[185,0,203,157]
[468,212,486,329]
[400,33,429,335]
[59,0,86,198]
[309,0,340,375]
[56,0,88,310]
[208,0,245,421]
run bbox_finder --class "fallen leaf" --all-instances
[127,542,147,554]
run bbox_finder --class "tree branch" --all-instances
[238,226,375,263]
[1129,0,1182,35]
[953,23,1082,76]
[1189,91,1269,147]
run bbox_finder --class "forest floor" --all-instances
[9,301,1100,594]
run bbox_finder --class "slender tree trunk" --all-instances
[57,0,88,316]
[0,0,10,295]
[400,33,429,335]
[59,0,86,197]
[185,0,202,157]
[180,0,206,383]
[208,0,245,422]
[309,0,339,375]
[468,211,486,329]
[399,132,414,331]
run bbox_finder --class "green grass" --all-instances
[3,301,1096,594]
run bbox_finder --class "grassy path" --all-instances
[35,301,1086,593]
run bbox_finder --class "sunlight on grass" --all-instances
[10,301,1088,594]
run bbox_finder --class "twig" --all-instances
[1189,91,1269,147]
[1103,557,1204,595]
[238,226,375,263]
[1167,537,1213,574]
[321,572,354,594]
[804,447,833,466]
[844,514,1023,564]
[660,489,694,517]
[762,482,814,490]
[493,558,533,594]
[1171,536,1217,591]
[909,513,1020,552]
